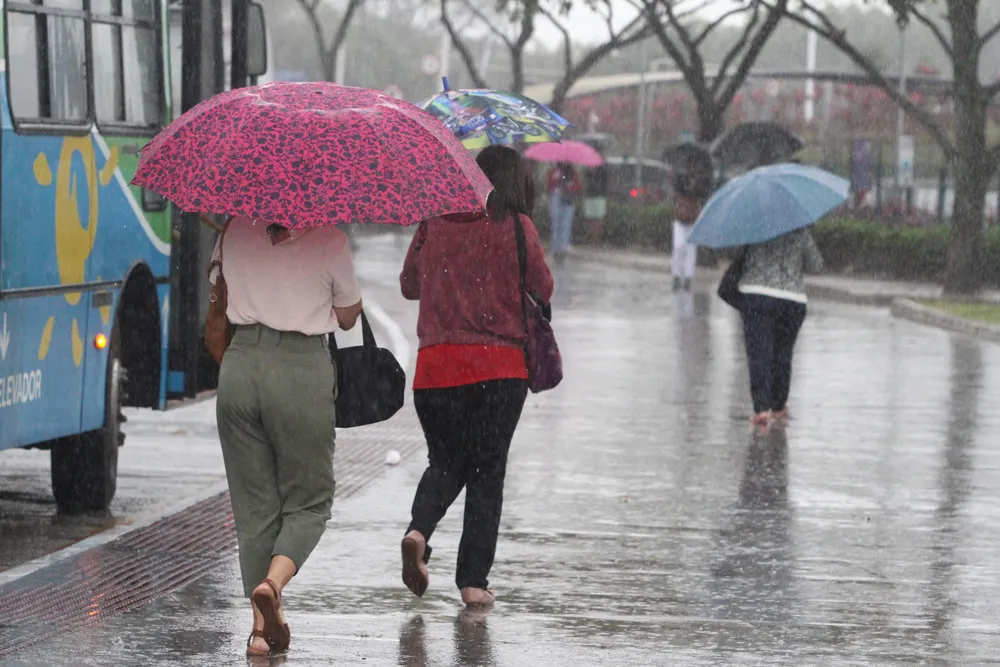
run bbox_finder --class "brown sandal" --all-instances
[251,578,291,653]
[401,534,430,597]
[246,630,269,657]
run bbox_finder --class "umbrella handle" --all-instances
[442,76,450,91]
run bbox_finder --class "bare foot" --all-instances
[401,531,430,597]
[461,587,496,607]
[750,412,771,428]
[773,408,790,421]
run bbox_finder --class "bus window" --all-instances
[6,14,41,118]
[92,0,163,128]
[49,17,88,119]
[124,0,158,21]
[8,5,89,122]
[93,23,126,122]
[121,25,162,125]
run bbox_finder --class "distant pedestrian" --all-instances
[670,147,714,291]
[210,217,363,656]
[546,161,582,260]
[399,145,555,607]
[738,228,823,427]
[583,157,609,244]
[672,199,699,291]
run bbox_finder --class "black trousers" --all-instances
[407,379,528,590]
[740,294,807,414]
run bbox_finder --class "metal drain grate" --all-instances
[0,407,423,659]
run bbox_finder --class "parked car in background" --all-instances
[604,157,671,203]
[574,132,615,155]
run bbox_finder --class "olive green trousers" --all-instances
[216,324,336,598]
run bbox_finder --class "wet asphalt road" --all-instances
[5,232,1000,666]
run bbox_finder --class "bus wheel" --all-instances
[51,328,126,514]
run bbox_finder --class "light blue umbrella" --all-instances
[688,163,850,248]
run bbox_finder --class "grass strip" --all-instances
[919,300,1000,326]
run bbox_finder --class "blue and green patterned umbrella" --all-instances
[420,82,572,150]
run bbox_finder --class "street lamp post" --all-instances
[804,29,817,123]
[895,26,908,203]
[636,38,649,191]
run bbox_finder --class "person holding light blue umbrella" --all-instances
[693,163,848,428]
[688,163,849,249]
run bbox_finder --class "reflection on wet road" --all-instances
[7,234,1000,666]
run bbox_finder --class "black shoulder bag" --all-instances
[329,312,406,428]
[717,247,747,310]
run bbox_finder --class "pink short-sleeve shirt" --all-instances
[209,216,361,335]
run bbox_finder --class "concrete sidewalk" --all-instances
[569,246,1000,306]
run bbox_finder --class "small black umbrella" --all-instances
[662,142,711,169]
[711,122,803,169]
[661,142,714,199]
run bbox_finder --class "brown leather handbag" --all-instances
[205,218,234,365]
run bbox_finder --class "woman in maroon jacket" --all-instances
[399,145,554,607]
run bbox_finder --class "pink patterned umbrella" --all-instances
[523,140,604,167]
[132,82,493,228]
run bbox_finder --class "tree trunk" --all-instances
[943,0,989,295]
[323,50,338,83]
[549,87,568,115]
[945,142,990,295]
[696,101,724,144]
[510,48,525,94]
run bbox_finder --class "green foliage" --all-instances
[919,299,1000,324]
[783,219,1000,285]
[532,202,1000,286]
[811,219,952,280]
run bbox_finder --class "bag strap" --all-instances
[208,216,235,279]
[329,311,375,353]
[512,214,530,337]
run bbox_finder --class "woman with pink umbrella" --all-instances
[525,140,604,260]
[132,81,493,657]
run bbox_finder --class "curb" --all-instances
[569,249,898,307]
[804,284,896,307]
[891,298,1000,344]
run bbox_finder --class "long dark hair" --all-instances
[476,145,531,222]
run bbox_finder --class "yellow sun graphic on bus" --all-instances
[33,137,119,367]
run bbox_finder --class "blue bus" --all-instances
[0,0,267,513]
